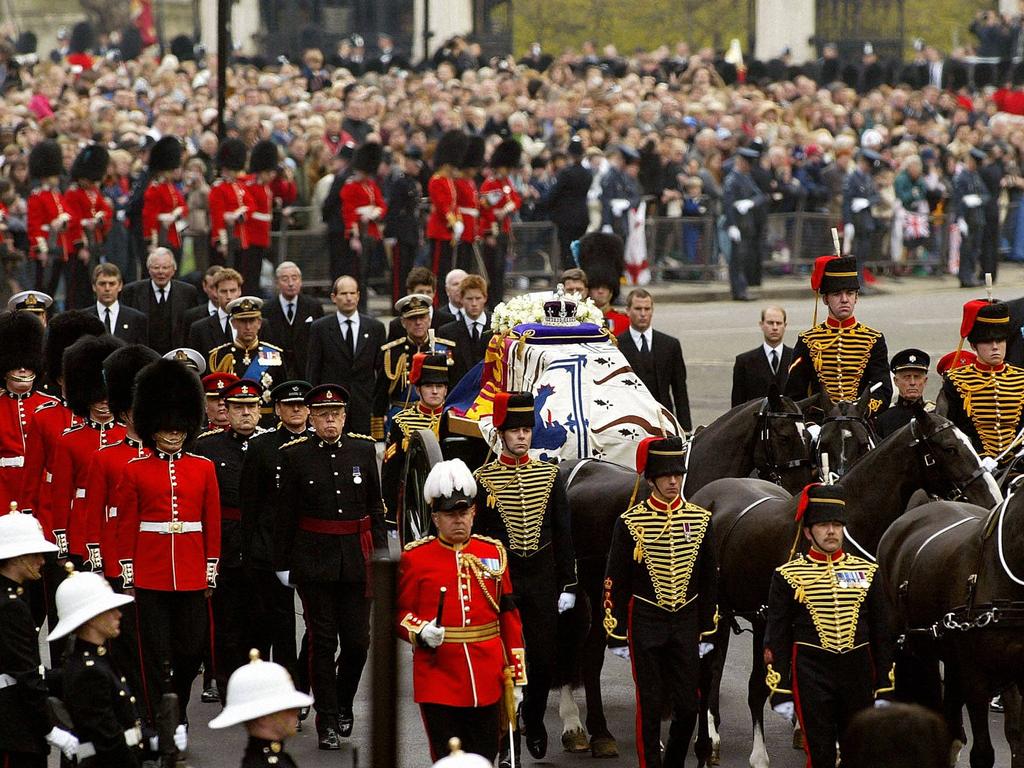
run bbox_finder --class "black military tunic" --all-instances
[207,342,287,427]
[240,737,298,768]
[381,402,444,526]
[941,361,1024,458]
[764,549,895,768]
[603,495,717,768]
[785,315,891,416]
[373,335,455,434]
[875,396,931,439]
[272,432,385,727]
[0,575,50,767]
[63,639,143,768]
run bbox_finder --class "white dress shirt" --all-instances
[280,294,300,324]
[763,341,784,372]
[97,300,120,331]
[464,312,487,337]
[629,327,653,351]
[337,311,360,350]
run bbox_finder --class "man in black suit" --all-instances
[616,289,691,432]
[262,261,324,380]
[182,265,225,330]
[120,246,200,354]
[731,305,793,407]
[386,266,453,341]
[188,267,242,358]
[547,137,593,269]
[306,275,386,437]
[86,263,148,344]
[437,274,490,387]
[1005,296,1024,367]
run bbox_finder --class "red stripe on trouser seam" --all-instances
[134,600,153,723]
[206,597,217,681]
[626,597,648,768]
[791,645,811,768]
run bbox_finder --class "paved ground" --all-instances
[58,269,1024,767]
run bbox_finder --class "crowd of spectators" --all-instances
[5,12,1024,295]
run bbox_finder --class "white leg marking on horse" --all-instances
[559,685,583,734]
[708,711,720,751]
[749,723,769,768]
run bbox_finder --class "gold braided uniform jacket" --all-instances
[941,361,1024,458]
[784,316,891,414]
[603,495,718,646]
[763,549,895,697]
[472,454,577,594]
[381,403,444,525]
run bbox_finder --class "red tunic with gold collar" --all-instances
[0,389,58,511]
[142,180,188,249]
[81,436,149,575]
[397,533,526,707]
[27,187,70,259]
[208,179,254,249]
[426,174,459,240]
[21,399,79,546]
[341,178,387,240]
[243,178,274,248]
[454,177,478,242]
[479,175,521,236]
[64,185,113,248]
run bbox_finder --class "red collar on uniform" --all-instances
[499,452,530,467]
[648,494,683,512]
[417,402,444,417]
[807,548,844,562]
[825,316,857,329]
[974,361,1006,373]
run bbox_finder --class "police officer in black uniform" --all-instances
[603,436,717,768]
[239,380,312,675]
[764,484,895,768]
[194,378,265,699]
[953,147,991,289]
[842,149,884,290]
[875,349,931,438]
[723,144,768,301]
[473,391,577,761]
[273,384,386,750]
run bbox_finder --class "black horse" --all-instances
[879,486,1024,768]
[689,412,1002,768]
[812,388,878,481]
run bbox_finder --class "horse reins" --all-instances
[756,404,812,485]
[909,420,990,502]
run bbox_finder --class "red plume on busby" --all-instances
[249,140,280,173]
[409,352,426,386]
[492,391,511,432]
[810,256,835,293]
[70,143,110,182]
[960,299,990,341]
[217,138,248,172]
[29,140,63,180]
[635,436,660,478]
[794,483,821,523]
[63,335,125,418]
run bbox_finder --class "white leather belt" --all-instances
[458,207,479,217]
[139,521,202,534]
[0,456,24,467]
[75,488,86,498]
[0,672,16,688]
[78,726,142,759]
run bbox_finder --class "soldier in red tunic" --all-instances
[26,140,71,299]
[142,137,188,258]
[427,131,468,307]
[397,458,527,763]
[338,142,387,310]
[209,138,255,272]
[50,334,127,570]
[479,140,522,308]
[0,312,54,513]
[115,357,220,728]
[64,143,113,309]
[242,141,281,297]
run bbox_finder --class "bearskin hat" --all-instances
[149,136,184,173]
[217,138,247,172]
[169,34,196,62]
[28,140,63,180]
[132,358,206,451]
[63,335,125,418]
[44,310,104,385]
[459,135,486,170]
[0,311,44,375]
[249,140,280,173]
[433,130,469,169]
[352,141,383,175]
[103,344,160,420]
[490,139,522,170]
[68,21,94,55]
[70,143,110,182]
[118,25,143,61]
[578,232,625,300]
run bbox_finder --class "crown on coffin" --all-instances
[542,284,579,327]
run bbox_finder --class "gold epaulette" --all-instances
[208,342,231,355]
[381,338,406,352]
[403,535,436,551]
[196,428,224,440]
[472,534,507,553]
[434,337,456,347]
[279,435,309,450]
[259,341,283,351]
[346,432,376,442]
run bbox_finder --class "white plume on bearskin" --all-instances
[423,459,477,506]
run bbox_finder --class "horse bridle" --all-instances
[909,420,989,501]
[756,403,812,485]
[816,412,877,478]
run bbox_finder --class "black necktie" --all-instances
[471,321,480,342]
[770,349,779,374]
[286,302,295,323]
[103,307,112,335]
[157,287,166,305]
[344,319,354,354]
[640,333,650,356]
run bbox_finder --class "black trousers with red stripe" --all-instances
[628,600,700,768]
[135,589,207,726]
[420,702,499,763]
[297,580,370,730]
[792,645,873,768]
[430,239,455,306]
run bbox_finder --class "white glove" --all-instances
[981,456,999,473]
[698,642,714,658]
[733,199,754,215]
[610,198,631,216]
[806,423,822,443]
[46,727,79,760]
[851,197,870,213]
[600,224,613,234]
[275,570,292,587]
[610,646,630,661]
[173,724,188,751]
[772,701,795,720]
[842,223,855,254]
[149,736,160,751]
[513,685,524,710]
[452,221,465,240]
[728,226,741,243]
[419,623,445,649]
[963,194,982,208]
[557,591,576,613]
[958,218,969,236]
[873,699,892,709]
